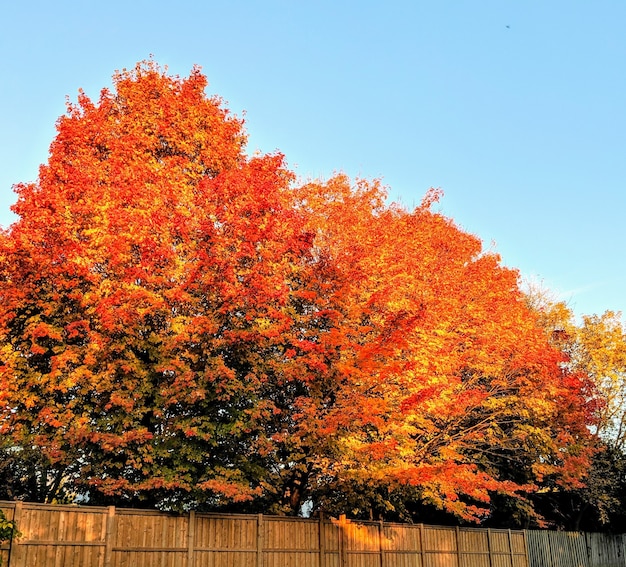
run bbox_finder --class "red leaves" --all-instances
[0,60,596,520]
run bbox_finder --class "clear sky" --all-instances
[2,1,625,319]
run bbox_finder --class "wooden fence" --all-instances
[0,501,528,567]
[0,500,623,567]
[526,529,626,567]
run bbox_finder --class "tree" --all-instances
[0,60,310,508]
[525,293,626,529]
[285,177,594,522]
[576,312,626,448]
[0,60,595,523]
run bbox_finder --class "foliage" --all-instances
[289,178,594,522]
[0,509,19,566]
[0,61,596,524]
[524,289,626,529]
[576,312,626,448]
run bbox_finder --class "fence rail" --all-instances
[0,501,623,567]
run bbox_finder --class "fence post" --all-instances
[319,513,325,567]
[486,528,494,567]
[378,520,385,567]
[103,506,115,567]
[6,501,21,567]
[7,500,24,567]
[338,514,347,567]
[455,526,462,567]
[257,514,264,567]
[419,524,425,567]
[188,511,196,567]
[521,530,528,567]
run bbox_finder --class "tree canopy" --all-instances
[0,61,605,527]
[524,292,626,530]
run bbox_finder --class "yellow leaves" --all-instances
[572,311,626,446]
[0,59,600,518]
[289,171,597,519]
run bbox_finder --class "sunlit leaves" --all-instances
[0,61,595,523]
[289,175,594,522]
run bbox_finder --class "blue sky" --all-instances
[2,1,625,319]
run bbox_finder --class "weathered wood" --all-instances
[525,529,626,567]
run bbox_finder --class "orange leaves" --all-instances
[0,61,258,505]
[294,173,595,521]
[0,60,596,520]
[197,477,263,504]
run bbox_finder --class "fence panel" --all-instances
[525,529,626,567]
[585,532,626,567]
[509,531,529,567]
[263,516,320,567]
[422,525,458,567]
[111,508,190,567]
[193,512,257,567]
[382,523,423,567]
[322,515,341,567]
[458,528,489,567]
[526,530,554,567]
[0,502,107,567]
[341,519,380,567]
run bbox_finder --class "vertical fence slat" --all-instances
[378,520,385,567]
[338,515,347,567]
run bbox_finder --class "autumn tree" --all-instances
[0,61,595,523]
[285,177,594,523]
[0,60,312,508]
[526,293,626,529]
